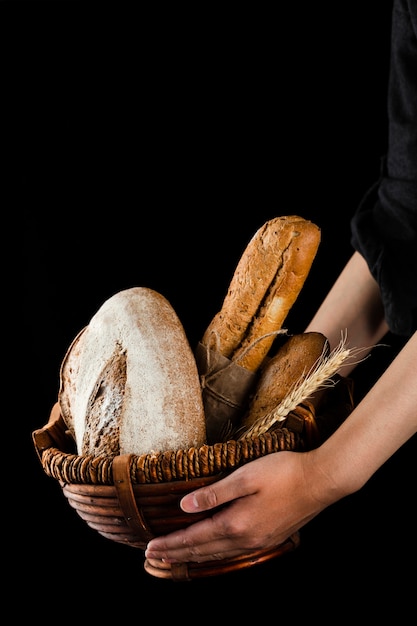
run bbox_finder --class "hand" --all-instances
[145,450,327,564]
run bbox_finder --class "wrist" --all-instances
[303,444,361,508]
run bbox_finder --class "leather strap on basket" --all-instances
[112,454,154,542]
[170,563,192,582]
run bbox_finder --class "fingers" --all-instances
[145,459,272,563]
[145,507,251,563]
[180,464,253,513]
[145,468,255,563]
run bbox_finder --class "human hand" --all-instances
[145,450,327,564]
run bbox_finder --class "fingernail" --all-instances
[183,492,199,512]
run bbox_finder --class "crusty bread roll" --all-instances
[58,287,207,457]
[239,332,329,430]
[201,216,321,372]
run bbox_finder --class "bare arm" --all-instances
[305,251,389,376]
[312,329,417,500]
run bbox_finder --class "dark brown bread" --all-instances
[239,332,329,429]
[201,216,321,372]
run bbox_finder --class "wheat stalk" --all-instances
[238,332,364,440]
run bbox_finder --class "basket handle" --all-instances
[112,454,155,542]
[32,402,75,462]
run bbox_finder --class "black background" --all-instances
[10,0,416,619]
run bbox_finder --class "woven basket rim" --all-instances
[33,403,301,486]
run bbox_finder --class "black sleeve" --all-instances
[350,0,417,337]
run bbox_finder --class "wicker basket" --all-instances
[33,402,307,580]
[33,375,354,580]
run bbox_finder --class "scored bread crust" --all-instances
[202,216,321,371]
[59,287,207,457]
[239,332,329,430]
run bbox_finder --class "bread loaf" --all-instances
[239,332,329,430]
[58,287,207,457]
[201,216,321,372]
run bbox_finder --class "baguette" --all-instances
[201,215,321,372]
[59,287,207,457]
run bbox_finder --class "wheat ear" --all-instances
[238,332,364,440]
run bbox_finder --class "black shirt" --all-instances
[351,0,417,337]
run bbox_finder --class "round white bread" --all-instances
[58,287,207,457]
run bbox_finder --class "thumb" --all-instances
[180,467,247,513]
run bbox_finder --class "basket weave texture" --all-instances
[34,404,300,485]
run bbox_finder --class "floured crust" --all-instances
[59,287,207,457]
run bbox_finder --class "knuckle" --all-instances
[203,486,219,509]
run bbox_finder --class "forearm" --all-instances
[305,251,389,375]
[308,330,417,503]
